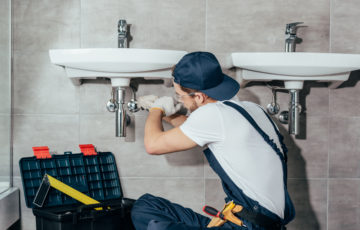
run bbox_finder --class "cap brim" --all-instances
[199,74,240,101]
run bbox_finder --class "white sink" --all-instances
[49,48,187,87]
[231,52,360,89]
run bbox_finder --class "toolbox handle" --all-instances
[76,199,123,213]
[32,146,52,159]
[79,144,97,156]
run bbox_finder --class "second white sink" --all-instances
[49,48,187,87]
[231,52,360,89]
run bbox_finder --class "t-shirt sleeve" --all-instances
[179,104,224,147]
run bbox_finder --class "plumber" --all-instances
[131,51,295,230]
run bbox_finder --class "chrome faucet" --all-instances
[118,19,128,48]
[285,22,303,52]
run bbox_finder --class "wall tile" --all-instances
[13,51,80,114]
[80,114,204,178]
[287,179,327,230]
[121,177,205,214]
[13,114,80,177]
[329,71,360,117]
[207,0,329,53]
[81,0,206,51]
[287,116,329,179]
[13,0,80,53]
[301,83,329,117]
[329,117,360,178]
[204,157,218,179]
[328,179,360,230]
[79,81,113,114]
[205,179,226,210]
[331,0,360,53]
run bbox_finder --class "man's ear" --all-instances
[194,92,207,104]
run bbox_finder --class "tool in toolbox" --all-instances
[33,174,103,210]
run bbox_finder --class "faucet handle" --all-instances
[285,22,304,35]
[118,19,127,33]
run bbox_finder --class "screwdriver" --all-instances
[203,206,226,220]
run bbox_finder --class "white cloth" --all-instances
[179,100,285,218]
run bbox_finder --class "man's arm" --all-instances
[144,109,197,155]
[162,114,188,127]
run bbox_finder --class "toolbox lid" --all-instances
[19,148,123,208]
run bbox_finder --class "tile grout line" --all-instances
[327,111,330,230]
[289,177,360,180]
[329,0,332,53]
[78,0,82,146]
[327,0,331,223]
[205,0,208,50]
[10,0,14,188]
[79,0,82,49]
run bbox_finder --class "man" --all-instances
[131,52,295,230]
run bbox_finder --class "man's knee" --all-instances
[131,193,170,229]
[131,193,158,214]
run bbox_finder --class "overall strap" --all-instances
[259,108,288,163]
[223,101,288,184]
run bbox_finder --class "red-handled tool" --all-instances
[203,206,225,220]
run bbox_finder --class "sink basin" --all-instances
[49,48,187,87]
[231,52,360,89]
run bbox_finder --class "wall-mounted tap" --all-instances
[285,22,304,52]
[118,19,128,48]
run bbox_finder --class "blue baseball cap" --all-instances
[173,52,240,101]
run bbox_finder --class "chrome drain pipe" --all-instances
[289,89,301,135]
[115,87,127,137]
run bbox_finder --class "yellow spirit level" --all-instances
[33,174,102,210]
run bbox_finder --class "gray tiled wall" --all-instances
[11,0,360,229]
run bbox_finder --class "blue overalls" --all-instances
[131,101,295,230]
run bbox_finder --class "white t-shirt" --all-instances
[180,100,285,218]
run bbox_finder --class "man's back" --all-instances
[180,100,285,219]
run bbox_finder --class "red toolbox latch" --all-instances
[79,144,97,156]
[32,146,52,159]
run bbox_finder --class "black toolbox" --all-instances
[19,145,135,230]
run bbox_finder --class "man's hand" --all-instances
[138,95,159,110]
[151,96,182,117]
